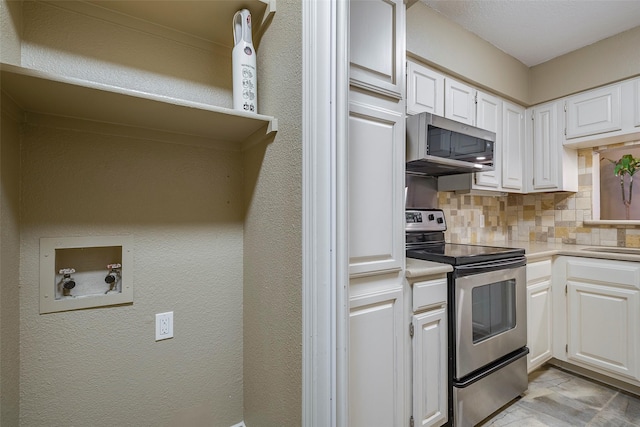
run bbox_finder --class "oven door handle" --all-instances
[455,257,526,274]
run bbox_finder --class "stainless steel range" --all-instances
[406,208,529,427]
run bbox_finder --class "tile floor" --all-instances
[480,365,640,426]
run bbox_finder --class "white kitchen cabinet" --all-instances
[526,259,553,373]
[406,60,445,116]
[501,101,525,192]
[565,84,622,139]
[555,257,640,382]
[444,78,475,126]
[349,0,406,424]
[350,0,405,99]
[528,100,578,193]
[474,91,503,189]
[562,78,640,149]
[635,78,640,128]
[350,285,405,427]
[348,95,405,276]
[411,278,448,427]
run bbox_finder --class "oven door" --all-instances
[453,258,527,379]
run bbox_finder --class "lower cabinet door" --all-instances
[413,307,448,427]
[567,281,640,379]
[350,288,404,427]
[527,280,553,372]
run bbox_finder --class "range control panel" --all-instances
[405,209,446,232]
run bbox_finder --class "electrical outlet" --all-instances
[155,311,174,341]
[479,214,485,228]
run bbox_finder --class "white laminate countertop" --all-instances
[504,241,640,263]
[405,258,452,279]
[405,241,640,279]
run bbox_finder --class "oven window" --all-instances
[471,279,516,343]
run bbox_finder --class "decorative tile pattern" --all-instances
[480,366,640,426]
[439,148,640,247]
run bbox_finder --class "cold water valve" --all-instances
[59,268,76,297]
[104,263,122,294]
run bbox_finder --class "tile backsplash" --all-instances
[439,148,640,247]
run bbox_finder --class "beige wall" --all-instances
[407,3,640,107]
[5,2,255,426]
[19,124,245,427]
[406,1,530,104]
[1,106,21,427]
[530,25,640,104]
[21,1,231,107]
[2,1,303,425]
[0,0,22,65]
[242,0,302,425]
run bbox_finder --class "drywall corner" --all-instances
[0,0,22,65]
[1,102,22,427]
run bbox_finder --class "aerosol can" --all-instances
[232,9,257,113]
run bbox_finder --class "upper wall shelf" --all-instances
[60,0,276,49]
[1,63,277,149]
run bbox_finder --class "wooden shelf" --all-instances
[67,0,276,49]
[1,63,277,148]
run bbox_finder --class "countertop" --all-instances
[405,241,640,279]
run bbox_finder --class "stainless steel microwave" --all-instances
[406,112,496,176]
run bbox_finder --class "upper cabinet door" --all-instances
[445,78,475,126]
[635,79,640,128]
[350,0,405,98]
[531,101,560,190]
[502,101,525,191]
[406,61,445,116]
[565,84,622,139]
[475,91,502,188]
[348,100,404,276]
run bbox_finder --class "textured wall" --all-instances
[19,125,245,427]
[0,0,22,65]
[10,2,252,425]
[21,1,232,107]
[406,1,530,105]
[242,0,302,425]
[530,26,640,104]
[1,110,21,427]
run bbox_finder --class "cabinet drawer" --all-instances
[527,259,552,283]
[413,278,447,312]
[566,258,640,289]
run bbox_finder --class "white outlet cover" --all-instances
[155,311,174,341]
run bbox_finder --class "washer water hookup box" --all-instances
[39,236,133,314]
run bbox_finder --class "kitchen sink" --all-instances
[582,247,640,255]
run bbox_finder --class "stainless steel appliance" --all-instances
[406,208,528,427]
[406,113,496,176]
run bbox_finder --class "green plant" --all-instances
[605,154,640,220]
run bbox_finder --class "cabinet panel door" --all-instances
[406,61,445,116]
[445,79,475,126]
[635,79,640,128]
[350,288,404,427]
[502,102,525,191]
[527,280,553,372]
[565,85,622,139]
[350,0,404,98]
[348,101,404,276]
[413,307,448,427]
[475,91,502,189]
[567,281,639,379]
[532,102,559,190]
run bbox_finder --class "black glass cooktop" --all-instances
[407,243,525,266]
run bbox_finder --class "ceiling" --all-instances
[419,0,640,67]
